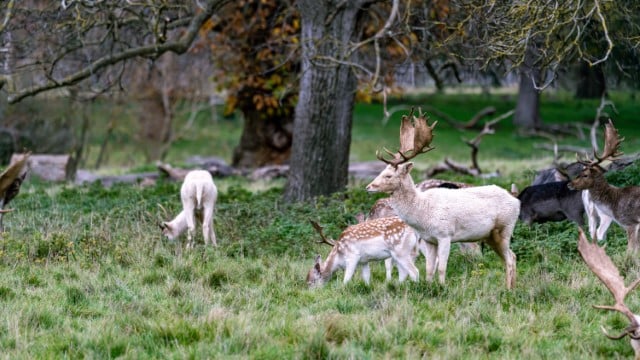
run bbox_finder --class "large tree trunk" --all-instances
[514,46,541,130]
[232,108,293,167]
[576,62,606,99]
[284,0,367,202]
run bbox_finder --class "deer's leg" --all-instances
[393,255,419,282]
[361,263,371,285]
[584,192,598,240]
[0,198,5,233]
[343,261,358,284]
[488,227,517,290]
[184,207,196,249]
[202,205,215,246]
[626,225,640,253]
[384,258,394,281]
[596,213,613,242]
[424,241,438,282]
[436,239,452,284]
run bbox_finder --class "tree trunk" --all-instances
[514,46,541,130]
[284,0,367,202]
[576,62,606,99]
[232,108,293,168]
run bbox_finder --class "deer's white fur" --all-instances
[307,216,419,287]
[162,170,217,247]
[366,162,520,289]
[583,190,613,242]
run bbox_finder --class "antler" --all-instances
[579,119,624,167]
[309,219,336,246]
[595,119,624,162]
[376,107,437,166]
[0,152,30,205]
[577,227,640,340]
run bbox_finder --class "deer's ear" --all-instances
[399,162,414,174]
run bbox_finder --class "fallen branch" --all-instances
[425,111,508,177]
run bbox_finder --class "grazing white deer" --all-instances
[306,217,419,287]
[577,228,640,359]
[569,120,640,253]
[160,170,218,248]
[366,109,520,289]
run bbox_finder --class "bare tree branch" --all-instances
[6,0,231,104]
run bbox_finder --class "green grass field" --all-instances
[2,93,640,359]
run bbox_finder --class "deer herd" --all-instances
[1,108,639,356]
[305,111,640,357]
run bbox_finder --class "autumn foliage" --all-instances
[207,0,300,119]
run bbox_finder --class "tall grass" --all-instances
[1,93,640,358]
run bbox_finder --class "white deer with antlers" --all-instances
[306,217,419,287]
[569,119,640,253]
[366,109,520,289]
[577,228,640,358]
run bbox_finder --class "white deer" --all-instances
[306,217,419,287]
[366,110,520,289]
[160,170,218,248]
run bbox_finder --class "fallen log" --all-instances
[11,153,70,182]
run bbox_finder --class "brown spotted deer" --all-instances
[353,212,425,281]
[569,120,640,253]
[306,217,419,287]
[365,109,520,289]
[577,228,640,358]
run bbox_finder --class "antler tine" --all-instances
[399,113,416,154]
[593,119,624,165]
[309,219,336,246]
[602,324,640,340]
[577,228,640,336]
[375,148,402,166]
[376,109,437,167]
[412,113,437,155]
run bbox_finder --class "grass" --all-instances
[2,93,640,358]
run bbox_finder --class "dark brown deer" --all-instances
[577,228,640,358]
[569,120,640,253]
[0,153,30,232]
[366,109,520,289]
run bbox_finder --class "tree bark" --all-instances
[576,62,606,99]
[232,110,293,168]
[232,85,294,167]
[514,46,541,130]
[284,0,367,202]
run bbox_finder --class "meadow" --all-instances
[2,92,640,359]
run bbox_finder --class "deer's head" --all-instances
[569,120,623,191]
[306,220,336,287]
[306,254,326,287]
[366,108,437,194]
[159,222,178,240]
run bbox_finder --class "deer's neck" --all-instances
[389,177,424,228]
[588,175,620,204]
[321,249,341,282]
